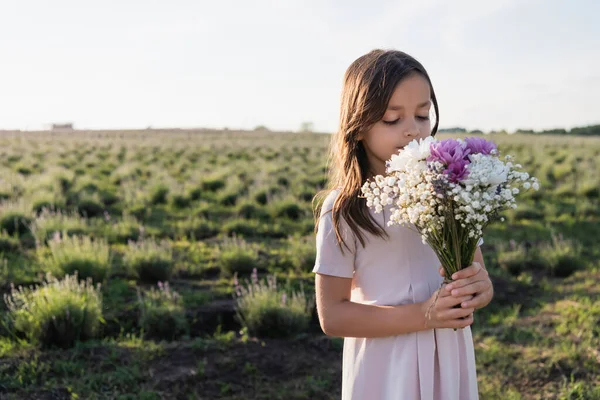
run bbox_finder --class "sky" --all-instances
[0,0,598,133]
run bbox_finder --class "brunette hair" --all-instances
[314,49,440,251]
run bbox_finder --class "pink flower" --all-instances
[445,159,470,183]
[464,137,497,155]
[428,139,471,165]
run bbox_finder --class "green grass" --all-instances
[0,129,598,398]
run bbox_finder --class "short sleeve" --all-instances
[312,191,356,278]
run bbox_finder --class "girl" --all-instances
[312,49,494,400]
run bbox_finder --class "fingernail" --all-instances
[452,274,458,280]
[451,290,458,296]
[446,284,453,291]
[462,302,468,307]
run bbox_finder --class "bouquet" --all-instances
[360,136,539,286]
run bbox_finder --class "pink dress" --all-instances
[313,190,480,400]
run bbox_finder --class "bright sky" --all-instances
[0,0,598,133]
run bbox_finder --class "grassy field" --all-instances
[0,129,598,399]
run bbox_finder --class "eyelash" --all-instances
[383,116,430,125]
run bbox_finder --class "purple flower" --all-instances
[464,137,497,155]
[445,159,470,183]
[428,139,471,165]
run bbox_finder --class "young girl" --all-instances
[313,49,494,400]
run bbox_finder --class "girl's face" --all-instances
[360,73,432,176]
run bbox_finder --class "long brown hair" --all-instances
[314,49,440,251]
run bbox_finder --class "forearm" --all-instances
[320,300,428,338]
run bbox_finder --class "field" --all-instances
[0,129,598,400]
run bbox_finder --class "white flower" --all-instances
[386,137,436,172]
[532,182,540,190]
[523,182,531,190]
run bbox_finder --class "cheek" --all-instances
[420,120,432,135]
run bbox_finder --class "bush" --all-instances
[124,238,173,283]
[75,194,105,218]
[221,219,262,238]
[137,282,188,341]
[150,184,169,205]
[3,273,103,348]
[39,234,112,283]
[496,240,544,276]
[0,200,33,236]
[103,213,142,244]
[0,232,19,253]
[270,236,316,273]
[236,201,270,221]
[233,269,314,338]
[30,210,89,244]
[272,200,304,221]
[218,237,261,277]
[201,178,225,192]
[175,217,218,240]
[540,235,583,278]
[171,193,191,209]
[31,190,66,214]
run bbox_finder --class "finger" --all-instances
[445,275,478,292]
[437,285,456,298]
[438,266,445,277]
[449,280,491,298]
[461,289,493,309]
[450,262,482,280]
[440,294,473,308]
[449,314,474,329]
[439,307,475,321]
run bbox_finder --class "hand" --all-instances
[438,262,494,311]
[420,286,475,330]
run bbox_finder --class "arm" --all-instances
[315,273,474,337]
[315,273,429,338]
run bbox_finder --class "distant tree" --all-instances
[254,125,270,132]
[541,128,567,135]
[299,122,314,133]
[469,129,484,134]
[438,127,467,133]
[570,125,600,136]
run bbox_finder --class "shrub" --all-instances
[201,178,225,192]
[0,232,19,253]
[30,210,89,244]
[0,200,33,236]
[218,237,261,277]
[270,236,316,273]
[3,273,103,348]
[272,200,304,221]
[540,235,584,278]
[175,217,218,240]
[137,282,188,341]
[75,194,105,218]
[233,269,314,339]
[236,201,270,221]
[103,213,142,244]
[39,234,112,283]
[221,219,262,238]
[171,193,191,209]
[124,238,173,283]
[31,190,66,214]
[150,184,169,205]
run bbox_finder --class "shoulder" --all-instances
[321,189,341,214]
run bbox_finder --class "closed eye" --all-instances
[383,116,430,125]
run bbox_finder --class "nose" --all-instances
[403,120,420,137]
